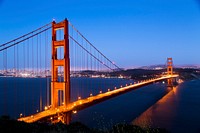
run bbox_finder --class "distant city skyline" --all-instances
[0,0,200,68]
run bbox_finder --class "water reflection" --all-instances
[132,86,178,129]
[132,80,200,133]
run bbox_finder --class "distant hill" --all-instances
[110,67,200,81]
[137,64,200,70]
[138,64,166,70]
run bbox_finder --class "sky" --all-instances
[0,0,200,68]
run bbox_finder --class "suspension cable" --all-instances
[69,35,114,71]
[69,22,122,71]
[0,27,51,52]
[0,23,51,48]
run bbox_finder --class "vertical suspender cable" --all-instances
[31,36,34,112]
[27,39,30,114]
[81,35,83,99]
[39,33,42,111]
[3,47,6,115]
[45,30,48,107]
[17,42,19,116]
[36,34,40,111]
[23,39,25,116]
[76,31,79,99]
[14,42,17,117]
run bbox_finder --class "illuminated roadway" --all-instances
[18,75,178,123]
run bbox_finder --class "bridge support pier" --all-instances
[167,78,173,87]
[62,112,71,124]
[54,112,71,124]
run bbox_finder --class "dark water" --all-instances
[0,77,50,119]
[0,77,133,119]
[71,81,169,130]
[133,80,200,133]
[1,77,198,133]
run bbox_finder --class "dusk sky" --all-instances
[0,0,200,68]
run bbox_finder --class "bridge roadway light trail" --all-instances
[18,75,178,123]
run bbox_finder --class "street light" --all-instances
[44,106,48,110]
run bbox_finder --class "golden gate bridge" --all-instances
[0,18,178,124]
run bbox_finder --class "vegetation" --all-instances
[0,115,170,133]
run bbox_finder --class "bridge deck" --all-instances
[18,75,178,123]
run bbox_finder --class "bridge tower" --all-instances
[167,57,173,86]
[51,19,70,108]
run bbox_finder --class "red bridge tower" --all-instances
[51,19,70,108]
[167,57,173,86]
